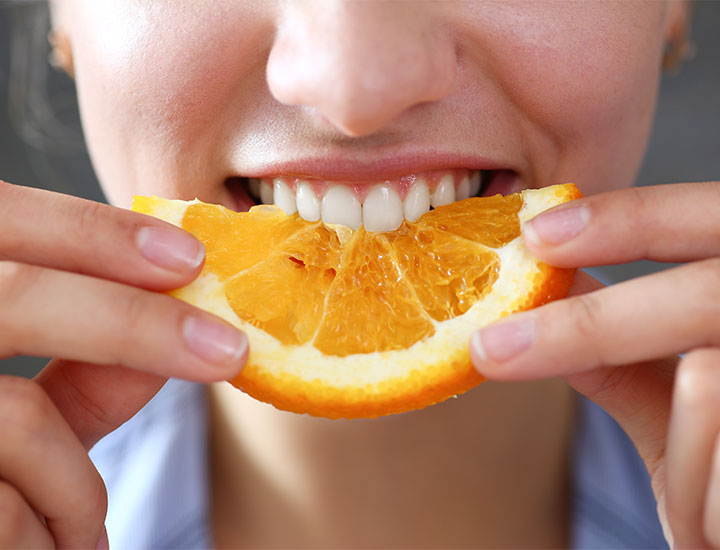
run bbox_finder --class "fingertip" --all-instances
[523,204,590,248]
[233,331,250,372]
[182,316,249,377]
[469,330,488,370]
[136,225,205,274]
[522,218,543,250]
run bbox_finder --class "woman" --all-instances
[1,1,718,548]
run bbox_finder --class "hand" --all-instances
[0,181,247,548]
[470,182,720,549]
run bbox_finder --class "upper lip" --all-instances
[237,151,511,181]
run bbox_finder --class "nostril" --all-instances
[266,4,457,138]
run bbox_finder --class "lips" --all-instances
[224,168,522,232]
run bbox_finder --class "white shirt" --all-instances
[90,377,668,549]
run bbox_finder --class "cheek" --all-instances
[68,1,269,205]
[461,2,666,191]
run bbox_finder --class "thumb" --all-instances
[35,358,166,450]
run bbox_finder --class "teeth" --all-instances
[403,180,431,222]
[296,180,321,222]
[430,174,455,207]
[456,174,471,201]
[321,185,362,230]
[273,178,297,215]
[260,181,274,205]
[363,185,404,232]
[255,170,480,232]
[469,171,481,197]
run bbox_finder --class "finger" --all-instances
[37,358,165,450]
[472,270,677,473]
[665,348,720,550]
[0,262,248,381]
[0,481,54,549]
[523,182,720,267]
[0,376,108,549]
[704,433,720,549]
[470,259,720,380]
[0,180,204,290]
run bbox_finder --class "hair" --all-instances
[5,0,83,153]
[3,1,102,199]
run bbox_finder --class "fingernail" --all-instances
[137,226,205,272]
[472,318,535,364]
[96,526,109,550]
[524,205,589,246]
[183,316,248,366]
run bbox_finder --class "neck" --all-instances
[210,379,575,548]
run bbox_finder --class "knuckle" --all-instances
[0,262,39,355]
[0,377,53,448]
[112,289,155,360]
[120,289,151,333]
[0,261,39,304]
[75,200,106,238]
[624,187,654,252]
[675,349,720,413]
[0,261,34,357]
[0,482,28,543]
[84,472,108,526]
[74,200,135,248]
[65,466,108,533]
[697,257,720,303]
[566,292,608,367]
[570,293,604,341]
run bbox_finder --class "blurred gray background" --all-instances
[1,2,719,378]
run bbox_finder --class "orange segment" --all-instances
[421,194,523,247]
[225,225,342,346]
[183,202,304,280]
[131,183,582,419]
[313,230,435,356]
[387,225,499,322]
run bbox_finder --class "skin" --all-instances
[1,0,717,548]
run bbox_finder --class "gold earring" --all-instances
[48,30,75,78]
[662,28,694,73]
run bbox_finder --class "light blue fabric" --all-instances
[89,379,212,550]
[570,398,667,549]
[90,378,668,549]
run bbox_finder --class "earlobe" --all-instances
[48,29,74,78]
[662,0,693,72]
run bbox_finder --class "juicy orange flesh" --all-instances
[313,230,435,356]
[180,195,522,356]
[387,226,499,322]
[182,204,303,280]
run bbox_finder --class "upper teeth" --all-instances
[249,170,480,233]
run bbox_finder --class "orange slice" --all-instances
[133,183,581,418]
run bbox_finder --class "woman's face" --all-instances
[52,0,679,225]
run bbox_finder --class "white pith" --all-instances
[152,186,566,391]
[248,170,482,232]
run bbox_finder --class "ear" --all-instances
[48,29,74,78]
[48,0,74,78]
[663,0,692,71]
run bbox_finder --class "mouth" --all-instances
[224,168,523,232]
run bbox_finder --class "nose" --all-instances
[266,1,457,137]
